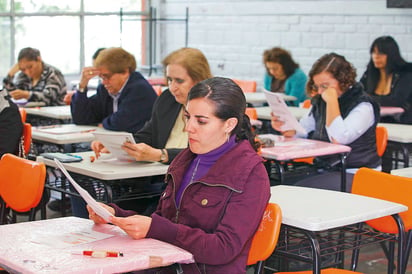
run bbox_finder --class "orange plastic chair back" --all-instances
[0,154,46,215]
[376,126,388,157]
[232,79,257,93]
[247,203,282,267]
[352,167,412,233]
[293,157,314,165]
[276,268,362,274]
[245,107,258,120]
[22,123,32,155]
[152,85,163,96]
[19,108,27,123]
[301,99,311,109]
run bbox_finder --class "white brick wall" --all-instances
[154,0,412,89]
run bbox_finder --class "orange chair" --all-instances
[301,99,311,109]
[247,203,282,274]
[0,153,46,224]
[276,269,362,274]
[19,108,27,123]
[376,126,388,157]
[233,79,257,93]
[351,167,412,273]
[246,107,258,120]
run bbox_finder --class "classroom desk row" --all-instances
[255,106,406,121]
[0,186,407,274]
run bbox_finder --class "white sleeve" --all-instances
[326,102,375,145]
[296,107,315,138]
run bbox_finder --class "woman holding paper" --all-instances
[91,47,212,164]
[88,77,270,273]
[271,53,381,191]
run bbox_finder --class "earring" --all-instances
[226,131,230,143]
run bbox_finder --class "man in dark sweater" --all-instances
[70,47,157,133]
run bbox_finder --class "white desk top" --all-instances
[391,167,412,178]
[25,105,71,120]
[378,123,412,143]
[259,134,351,161]
[0,217,193,274]
[256,106,309,120]
[32,124,108,144]
[37,151,169,180]
[270,185,408,231]
[244,92,297,106]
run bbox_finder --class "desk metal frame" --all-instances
[272,214,405,274]
[266,152,349,192]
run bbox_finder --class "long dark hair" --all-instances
[187,77,259,151]
[364,36,409,93]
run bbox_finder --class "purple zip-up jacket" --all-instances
[112,140,270,273]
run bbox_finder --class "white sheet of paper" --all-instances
[263,89,307,134]
[92,131,136,160]
[54,159,113,222]
[31,229,114,248]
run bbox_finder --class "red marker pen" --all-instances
[72,250,124,258]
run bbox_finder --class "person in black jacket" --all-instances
[70,47,157,133]
[91,47,213,164]
[271,53,381,192]
[360,36,412,124]
[0,89,23,157]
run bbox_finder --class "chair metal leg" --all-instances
[402,230,412,273]
[254,261,264,274]
[350,223,364,271]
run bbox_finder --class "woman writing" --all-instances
[360,35,412,124]
[271,53,381,191]
[263,47,307,106]
[88,77,270,273]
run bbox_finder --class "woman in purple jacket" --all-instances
[88,77,271,273]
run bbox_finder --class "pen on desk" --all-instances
[72,250,124,258]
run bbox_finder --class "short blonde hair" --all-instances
[94,47,136,74]
[162,48,212,82]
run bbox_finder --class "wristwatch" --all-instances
[159,149,167,163]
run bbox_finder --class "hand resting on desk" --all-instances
[87,204,152,240]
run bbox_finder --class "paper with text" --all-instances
[263,90,307,134]
[92,131,136,160]
[54,159,113,222]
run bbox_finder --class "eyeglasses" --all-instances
[312,83,329,92]
[99,73,114,81]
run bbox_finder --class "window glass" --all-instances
[14,0,79,13]
[84,15,142,68]
[0,0,11,12]
[0,17,11,77]
[14,16,80,75]
[84,0,142,13]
